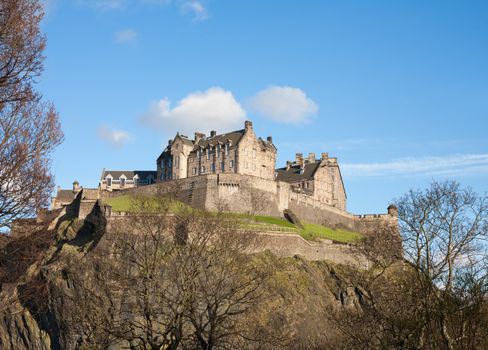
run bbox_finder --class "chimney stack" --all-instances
[286,160,292,170]
[308,152,316,163]
[267,136,273,143]
[295,153,304,166]
[321,152,329,160]
[210,130,217,137]
[244,120,253,131]
[194,132,205,143]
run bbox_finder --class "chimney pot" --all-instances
[168,139,172,145]
[210,130,216,137]
[267,136,273,143]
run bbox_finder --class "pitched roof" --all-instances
[101,170,157,180]
[192,129,245,151]
[275,162,321,183]
[177,134,194,146]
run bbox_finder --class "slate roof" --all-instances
[275,162,321,183]
[178,135,194,146]
[101,170,157,180]
[192,129,245,151]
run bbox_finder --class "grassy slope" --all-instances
[104,196,361,243]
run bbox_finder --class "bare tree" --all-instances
[396,181,488,349]
[65,196,274,349]
[0,0,63,230]
[330,181,488,350]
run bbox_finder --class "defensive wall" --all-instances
[99,207,367,266]
[98,173,397,234]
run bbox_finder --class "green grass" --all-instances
[103,195,190,214]
[104,195,361,243]
[228,213,296,228]
[299,222,362,243]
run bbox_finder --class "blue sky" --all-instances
[39,0,488,214]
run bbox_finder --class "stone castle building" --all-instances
[154,120,346,210]
[156,121,277,181]
[50,118,389,230]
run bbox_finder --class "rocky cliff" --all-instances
[0,214,374,350]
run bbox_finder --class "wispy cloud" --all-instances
[248,86,318,124]
[77,0,127,10]
[76,0,209,22]
[139,87,246,136]
[280,138,383,151]
[114,28,138,44]
[180,1,208,21]
[98,125,132,149]
[342,154,488,178]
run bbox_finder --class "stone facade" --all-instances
[275,152,347,211]
[99,170,157,191]
[156,120,277,182]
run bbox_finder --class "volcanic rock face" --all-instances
[0,215,367,350]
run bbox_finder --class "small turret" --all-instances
[387,204,398,217]
[73,180,81,193]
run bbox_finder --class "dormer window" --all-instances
[106,177,112,187]
[120,177,126,187]
[225,143,230,156]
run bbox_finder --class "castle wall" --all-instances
[98,173,396,235]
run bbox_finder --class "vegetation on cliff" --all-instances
[1,181,487,349]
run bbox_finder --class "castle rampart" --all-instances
[96,173,396,234]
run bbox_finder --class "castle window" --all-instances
[211,163,216,173]
[221,161,225,171]
[229,160,234,168]
[252,149,256,158]
[252,164,256,171]
[169,157,172,168]
[160,159,165,168]
[217,145,220,158]
[192,167,197,175]
[197,150,200,159]
[225,144,229,156]
[244,162,248,169]
[207,148,210,160]
[201,166,205,173]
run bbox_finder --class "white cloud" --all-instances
[98,125,132,148]
[342,154,488,178]
[248,85,318,124]
[114,29,138,44]
[139,87,246,136]
[180,1,208,21]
